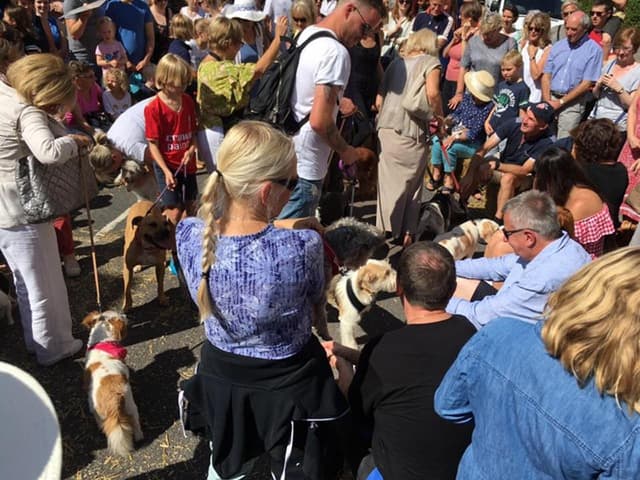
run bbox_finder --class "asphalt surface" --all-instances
[0,171,405,480]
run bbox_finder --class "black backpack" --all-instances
[247,30,336,135]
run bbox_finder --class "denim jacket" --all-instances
[435,318,640,479]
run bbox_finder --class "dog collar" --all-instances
[87,341,127,360]
[346,277,367,313]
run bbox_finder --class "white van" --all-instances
[486,0,564,33]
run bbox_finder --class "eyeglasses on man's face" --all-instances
[501,226,536,239]
[354,7,375,36]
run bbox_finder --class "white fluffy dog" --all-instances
[327,259,397,349]
[435,219,500,260]
[83,311,143,456]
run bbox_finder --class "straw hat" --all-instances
[224,0,266,22]
[463,70,495,103]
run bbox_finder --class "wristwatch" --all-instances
[559,98,565,106]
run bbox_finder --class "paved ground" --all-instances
[0,173,405,480]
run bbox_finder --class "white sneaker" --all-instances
[38,338,83,366]
[63,255,81,278]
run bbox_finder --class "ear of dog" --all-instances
[82,311,103,329]
[131,216,145,227]
[110,317,127,341]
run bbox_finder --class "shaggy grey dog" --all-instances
[324,217,386,271]
[314,217,386,340]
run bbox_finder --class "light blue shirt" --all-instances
[446,232,591,328]
[435,318,640,479]
[544,33,603,94]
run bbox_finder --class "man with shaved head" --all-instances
[542,10,602,138]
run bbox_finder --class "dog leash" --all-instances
[145,157,190,216]
[81,149,103,313]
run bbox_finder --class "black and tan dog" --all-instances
[122,200,174,312]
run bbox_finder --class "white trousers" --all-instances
[0,222,76,364]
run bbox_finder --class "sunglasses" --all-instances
[590,10,606,17]
[529,26,543,33]
[354,7,374,36]
[562,9,577,17]
[292,16,308,23]
[273,177,299,191]
[398,0,411,4]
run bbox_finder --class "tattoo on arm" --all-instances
[318,85,349,153]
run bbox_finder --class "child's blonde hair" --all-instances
[501,50,523,69]
[196,121,297,321]
[170,13,195,41]
[104,68,129,92]
[193,17,211,48]
[207,17,243,52]
[97,16,116,31]
[155,53,193,90]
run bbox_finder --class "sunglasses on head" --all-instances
[273,177,299,191]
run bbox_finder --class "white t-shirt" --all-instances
[291,26,350,181]
[107,97,153,164]
[103,90,132,120]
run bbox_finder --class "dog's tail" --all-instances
[101,378,135,456]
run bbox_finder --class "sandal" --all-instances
[425,177,442,191]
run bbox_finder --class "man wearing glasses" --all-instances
[589,0,615,59]
[446,191,590,329]
[542,10,602,139]
[278,0,385,219]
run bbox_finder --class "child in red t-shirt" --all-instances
[145,54,199,225]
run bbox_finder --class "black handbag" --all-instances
[14,114,98,224]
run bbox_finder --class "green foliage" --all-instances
[625,0,640,28]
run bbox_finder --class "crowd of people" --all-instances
[1,0,640,477]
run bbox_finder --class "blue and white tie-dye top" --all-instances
[176,218,325,360]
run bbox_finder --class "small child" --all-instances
[65,60,108,133]
[144,54,199,226]
[103,68,132,120]
[180,0,206,22]
[429,70,495,192]
[187,17,210,69]
[485,51,530,135]
[95,17,128,78]
[168,14,195,65]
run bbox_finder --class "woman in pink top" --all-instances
[442,1,481,114]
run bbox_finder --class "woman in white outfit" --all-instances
[521,12,551,103]
[0,54,93,366]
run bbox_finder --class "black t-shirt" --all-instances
[584,162,629,226]
[489,80,530,130]
[495,120,555,166]
[349,315,476,480]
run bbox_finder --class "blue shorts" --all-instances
[153,163,198,208]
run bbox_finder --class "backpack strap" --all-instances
[291,30,341,131]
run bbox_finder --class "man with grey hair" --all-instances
[550,0,580,42]
[542,10,602,139]
[446,190,590,328]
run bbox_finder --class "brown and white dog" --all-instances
[327,259,397,349]
[114,160,158,202]
[122,200,174,312]
[435,219,500,260]
[83,310,142,456]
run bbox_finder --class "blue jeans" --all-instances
[431,137,480,173]
[277,177,323,219]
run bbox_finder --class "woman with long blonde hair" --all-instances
[176,121,348,479]
[436,247,640,477]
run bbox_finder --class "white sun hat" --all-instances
[224,0,267,22]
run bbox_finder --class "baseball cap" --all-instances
[528,102,555,125]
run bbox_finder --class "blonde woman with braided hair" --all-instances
[436,247,640,478]
[176,121,348,480]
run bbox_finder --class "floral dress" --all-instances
[197,59,255,130]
